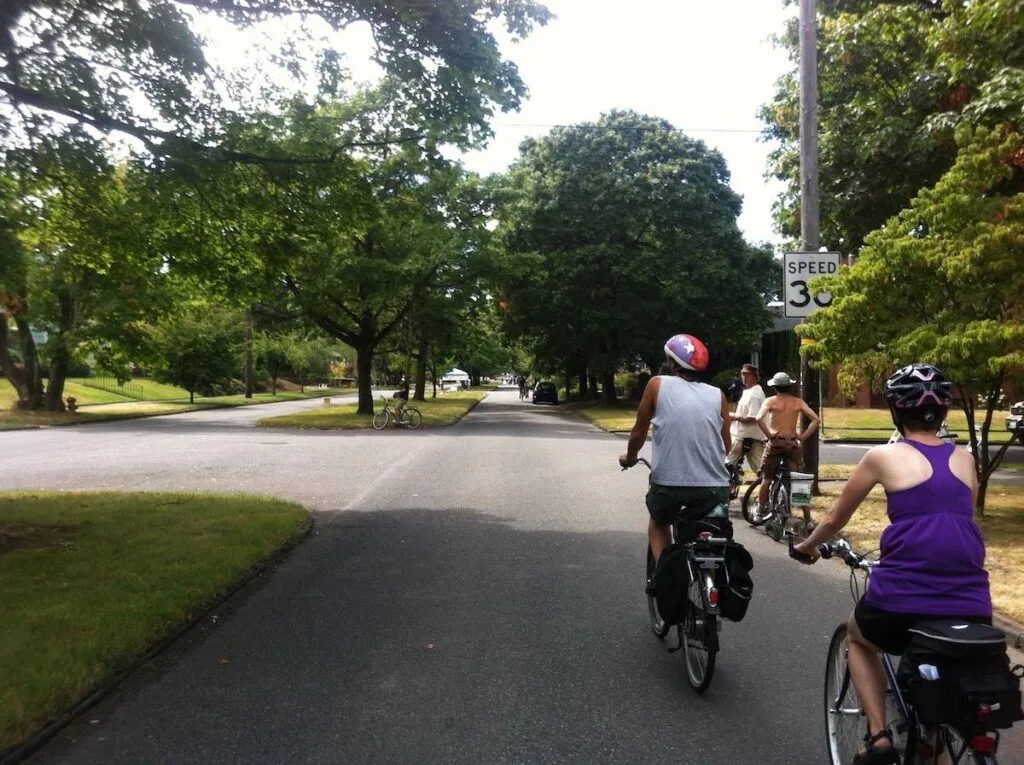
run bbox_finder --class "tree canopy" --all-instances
[0,0,551,155]
[802,125,1024,514]
[495,110,775,402]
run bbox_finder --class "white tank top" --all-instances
[651,376,730,487]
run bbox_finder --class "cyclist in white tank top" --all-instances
[619,334,732,563]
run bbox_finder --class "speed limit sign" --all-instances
[783,252,841,318]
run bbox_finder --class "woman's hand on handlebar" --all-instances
[788,534,820,565]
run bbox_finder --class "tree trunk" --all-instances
[601,371,617,406]
[577,369,588,396]
[189,389,195,403]
[1,310,44,410]
[588,372,598,399]
[414,330,428,401]
[44,289,77,412]
[356,343,375,415]
[564,369,571,401]
[271,373,278,394]
[244,307,254,399]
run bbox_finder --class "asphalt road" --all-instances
[2,390,1021,765]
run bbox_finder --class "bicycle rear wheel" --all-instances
[681,577,717,694]
[935,726,995,765]
[646,546,669,640]
[825,624,866,765]
[741,478,767,526]
[372,409,389,430]
[404,408,423,429]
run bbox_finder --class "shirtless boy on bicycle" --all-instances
[754,372,820,519]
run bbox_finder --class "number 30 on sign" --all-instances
[783,252,841,318]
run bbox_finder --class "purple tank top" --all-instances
[864,441,991,618]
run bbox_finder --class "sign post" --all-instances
[783,251,839,496]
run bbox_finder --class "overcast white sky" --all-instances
[459,0,795,245]
[202,0,795,245]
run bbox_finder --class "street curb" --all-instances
[0,514,316,765]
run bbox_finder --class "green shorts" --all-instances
[645,483,730,526]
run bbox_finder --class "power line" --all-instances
[489,122,765,134]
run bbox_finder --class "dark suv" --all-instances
[1007,401,1024,442]
[532,381,558,405]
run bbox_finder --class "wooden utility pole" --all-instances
[799,0,821,486]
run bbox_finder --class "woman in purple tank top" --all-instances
[793,363,992,765]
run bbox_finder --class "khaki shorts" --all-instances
[727,437,765,472]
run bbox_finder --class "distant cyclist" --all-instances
[517,375,528,400]
[792,363,992,765]
[753,371,819,520]
[726,363,767,475]
[618,333,731,565]
[393,378,410,420]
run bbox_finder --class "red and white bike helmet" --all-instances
[664,334,709,372]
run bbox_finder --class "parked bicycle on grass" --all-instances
[372,395,422,430]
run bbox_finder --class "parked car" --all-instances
[532,381,558,405]
[1007,401,1024,442]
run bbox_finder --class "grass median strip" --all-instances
[0,390,351,431]
[810,485,1024,627]
[0,491,308,753]
[257,390,486,429]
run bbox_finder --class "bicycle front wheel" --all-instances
[766,481,789,542]
[681,580,717,694]
[404,408,422,429]
[372,409,389,430]
[825,624,866,765]
[741,477,767,526]
[646,546,669,640]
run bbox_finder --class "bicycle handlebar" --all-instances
[789,535,876,570]
[620,456,652,471]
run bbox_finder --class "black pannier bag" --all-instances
[897,620,1024,730]
[716,542,754,622]
[652,543,691,627]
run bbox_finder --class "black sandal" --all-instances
[851,729,898,765]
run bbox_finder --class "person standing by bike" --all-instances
[791,363,992,765]
[517,374,527,400]
[394,378,410,420]
[618,333,731,564]
[753,371,819,520]
[727,363,767,474]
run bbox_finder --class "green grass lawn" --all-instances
[0,387,351,430]
[258,390,486,429]
[0,491,308,752]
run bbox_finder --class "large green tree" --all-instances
[0,148,171,411]
[803,126,1024,515]
[495,110,775,404]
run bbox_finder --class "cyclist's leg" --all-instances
[747,439,766,474]
[844,601,923,761]
[758,440,783,508]
[645,483,680,563]
[726,437,744,467]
